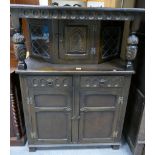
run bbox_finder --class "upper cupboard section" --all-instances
[27,19,124,64]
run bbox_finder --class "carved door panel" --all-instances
[79,89,123,143]
[26,76,73,144]
[59,20,99,63]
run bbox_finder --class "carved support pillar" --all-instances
[126,17,140,70]
[126,33,139,70]
[11,16,27,70]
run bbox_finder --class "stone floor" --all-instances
[10,142,132,155]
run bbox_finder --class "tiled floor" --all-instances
[10,142,132,155]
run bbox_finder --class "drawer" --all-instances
[80,76,124,88]
[27,76,72,88]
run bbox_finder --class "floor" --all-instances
[10,142,132,155]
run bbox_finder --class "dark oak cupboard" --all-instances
[10,4,144,152]
[19,74,131,151]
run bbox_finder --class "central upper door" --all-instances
[58,20,100,63]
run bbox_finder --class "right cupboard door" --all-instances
[79,89,123,143]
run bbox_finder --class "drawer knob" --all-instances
[80,107,88,112]
[90,47,96,55]
[99,79,106,84]
[71,115,80,120]
[47,79,53,86]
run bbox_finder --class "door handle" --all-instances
[71,115,80,120]
[90,47,96,55]
[64,107,72,112]
[99,79,107,86]
[80,107,88,112]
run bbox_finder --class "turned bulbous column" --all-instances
[12,32,27,70]
[126,33,139,70]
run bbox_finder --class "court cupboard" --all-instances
[11,4,144,151]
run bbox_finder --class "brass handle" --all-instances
[71,115,80,120]
[99,79,107,85]
[47,81,53,86]
[64,107,72,112]
[90,47,96,55]
[80,107,88,112]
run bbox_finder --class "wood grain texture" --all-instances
[19,74,131,151]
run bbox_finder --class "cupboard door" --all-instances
[27,19,58,63]
[28,88,72,144]
[79,89,122,143]
[59,20,99,63]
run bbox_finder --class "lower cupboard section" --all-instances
[19,75,131,151]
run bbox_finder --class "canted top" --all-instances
[10,4,144,21]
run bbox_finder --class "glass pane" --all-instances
[101,21,124,61]
[29,20,50,58]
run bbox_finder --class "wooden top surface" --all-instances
[15,57,135,75]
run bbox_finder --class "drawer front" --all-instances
[80,76,124,88]
[27,76,72,88]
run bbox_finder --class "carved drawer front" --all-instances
[80,76,124,88]
[27,76,72,88]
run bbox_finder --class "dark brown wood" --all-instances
[124,87,145,155]
[19,73,131,151]
[10,4,144,21]
[10,71,27,146]
[10,0,39,5]
[11,4,144,152]
[58,20,100,64]
[124,6,145,154]
[111,145,120,150]
[27,79,73,144]
[10,15,18,69]
[15,57,135,75]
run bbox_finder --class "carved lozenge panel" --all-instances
[27,76,72,88]
[80,76,124,88]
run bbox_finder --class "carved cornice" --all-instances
[10,4,144,21]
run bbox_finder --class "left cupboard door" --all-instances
[22,76,73,145]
